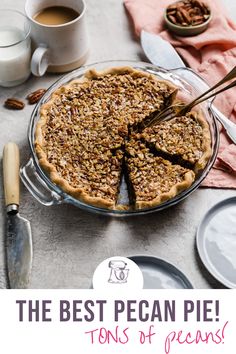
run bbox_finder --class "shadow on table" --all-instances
[123,199,185,243]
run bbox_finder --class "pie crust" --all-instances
[35,66,211,210]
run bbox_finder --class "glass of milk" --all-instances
[0,10,31,87]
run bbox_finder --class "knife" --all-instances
[141,30,236,144]
[3,142,33,289]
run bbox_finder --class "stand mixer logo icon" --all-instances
[92,256,144,289]
[108,260,130,284]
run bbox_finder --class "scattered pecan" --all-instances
[176,10,185,23]
[166,0,211,27]
[168,14,178,24]
[167,9,176,15]
[192,20,204,25]
[192,15,205,21]
[70,106,78,116]
[26,88,46,104]
[180,8,191,24]
[4,98,25,110]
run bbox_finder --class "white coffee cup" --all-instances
[25,0,89,76]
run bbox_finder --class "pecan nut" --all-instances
[4,98,25,110]
[27,88,46,104]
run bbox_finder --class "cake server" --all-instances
[3,142,33,288]
[141,30,236,144]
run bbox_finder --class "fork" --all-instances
[142,66,236,130]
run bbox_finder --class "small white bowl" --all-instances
[164,1,212,37]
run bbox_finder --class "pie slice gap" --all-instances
[140,111,212,173]
[125,138,195,209]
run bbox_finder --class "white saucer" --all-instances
[129,255,193,289]
[196,197,236,288]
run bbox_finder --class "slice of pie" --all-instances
[36,141,124,208]
[141,111,211,172]
[125,138,195,209]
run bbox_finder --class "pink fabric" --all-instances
[124,0,236,188]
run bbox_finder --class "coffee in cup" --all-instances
[33,6,79,26]
[25,0,89,76]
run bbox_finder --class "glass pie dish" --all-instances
[20,60,219,216]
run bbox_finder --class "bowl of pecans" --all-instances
[164,0,212,36]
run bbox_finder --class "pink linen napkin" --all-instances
[124,0,236,188]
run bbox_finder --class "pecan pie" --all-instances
[35,66,211,210]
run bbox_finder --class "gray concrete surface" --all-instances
[0,0,235,289]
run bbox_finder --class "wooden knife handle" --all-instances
[3,142,20,207]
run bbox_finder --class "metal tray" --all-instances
[129,255,193,289]
[196,197,236,288]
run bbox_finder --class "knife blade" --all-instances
[141,30,236,144]
[3,142,33,289]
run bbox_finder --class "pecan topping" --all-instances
[166,0,211,27]
[4,98,25,110]
[35,67,211,210]
[27,89,46,104]
[36,69,177,207]
[125,137,195,208]
[141,112,205,166]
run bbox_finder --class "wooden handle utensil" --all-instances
[3,142,20,207]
